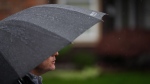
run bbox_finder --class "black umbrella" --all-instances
[0,4,105,84]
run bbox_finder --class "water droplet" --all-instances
[10,38,13,43]
[24,37,28,40]
[20,38,28,45]
[6,45,9,48]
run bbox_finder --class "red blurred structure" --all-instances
[96,29,150,57]
[0,0,47,20]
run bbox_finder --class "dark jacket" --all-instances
[14,73,42,84]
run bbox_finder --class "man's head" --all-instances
[31,52,59,76]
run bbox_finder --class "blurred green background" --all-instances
[42,68,150,84]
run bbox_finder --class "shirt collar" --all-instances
[26,73,43,84]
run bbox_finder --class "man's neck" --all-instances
[30,70,41,76]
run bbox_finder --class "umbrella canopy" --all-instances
[0,4,105,84]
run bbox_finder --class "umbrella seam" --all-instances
[0,20,70,42]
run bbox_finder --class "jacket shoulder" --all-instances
[14,76,34,84]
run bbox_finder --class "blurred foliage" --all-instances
[72,52,96,69]
[42,67,150,84]
[58,44,96,70]
[59,44,73,55]
[42,67,100,80]
[57,44,73,61]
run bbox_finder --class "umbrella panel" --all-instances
[0,21,70,84]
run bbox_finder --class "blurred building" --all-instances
[103,0,150,32]
[98,0,150,70]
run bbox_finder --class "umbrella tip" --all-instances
[100,13,108,22]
